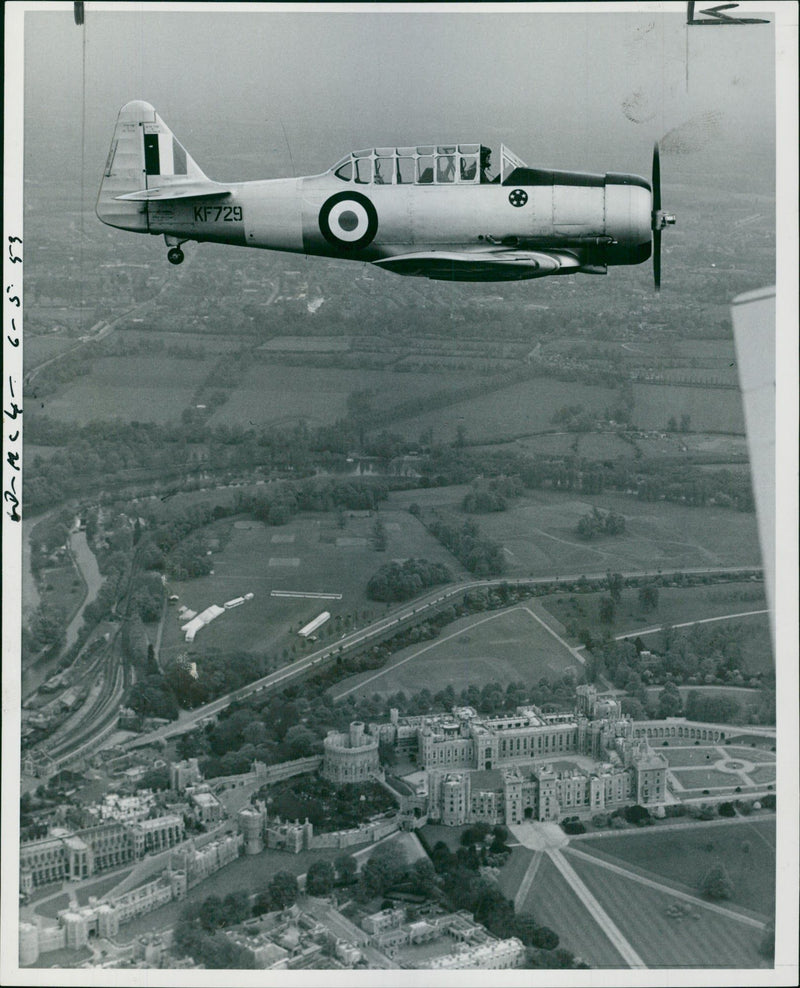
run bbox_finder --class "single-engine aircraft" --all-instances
[97,101,675,285]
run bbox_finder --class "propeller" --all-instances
[651,142,676,291]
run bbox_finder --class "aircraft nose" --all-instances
[604,175,652,246]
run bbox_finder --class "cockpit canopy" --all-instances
[329,144,528,186]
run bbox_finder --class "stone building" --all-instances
[19,815,185,891]
[321,721,380,784]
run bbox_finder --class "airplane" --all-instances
[97,100,675,285]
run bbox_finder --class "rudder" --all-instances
[96,100,207,232]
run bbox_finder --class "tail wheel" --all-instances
[167,247,185,265]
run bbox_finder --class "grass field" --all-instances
[494,845,536,903]
[541,581,767,640]
[671,768,747,790]
[160,508,459,664]
[31,354,214,425]
[576,819,776,917]
[392,377,618,445]
[661,746,732,768]
[749,766,776,784]
[427,489,762,579]
[631,383,745,434]
[331,604,583,701]
[518,853,626,968]
[564,851,765,968]
[209,364,483,430]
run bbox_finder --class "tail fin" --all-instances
[96,100,208,232]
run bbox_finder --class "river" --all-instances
[22,528,104,699]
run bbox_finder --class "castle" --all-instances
[322,685,668,827]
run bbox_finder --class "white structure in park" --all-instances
[182,604,225,642]
[298,611,331,638]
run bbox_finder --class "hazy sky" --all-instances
[20,4,775,189]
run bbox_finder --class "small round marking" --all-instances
[319,192,379,250]
[509,189,528,208]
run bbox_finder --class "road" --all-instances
[123,565,761,750]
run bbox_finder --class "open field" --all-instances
[541,581,767,639]
[631,383,745,434]
[30,354,214,425]
[749,766,776,784]
[576,819,776,917]
[564,851,765,968]
[75,870,133,906]
[494,845,536,902]
[391,377,619,445]
[209,364,483,430]
[419,489,761,580]
[160,509,460,664]
[518,853,626,968]
[331,604,583,701]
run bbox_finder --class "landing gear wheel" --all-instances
[167,247,185,266]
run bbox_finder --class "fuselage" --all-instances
[134,166,652,269]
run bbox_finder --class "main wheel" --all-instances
[167,247,185,265]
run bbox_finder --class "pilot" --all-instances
[480,148,499,184]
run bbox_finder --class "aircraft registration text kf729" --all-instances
[97,100,676,286]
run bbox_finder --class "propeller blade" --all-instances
[652,142,661,213]
[652,142,662,290]
[653,229,662,291]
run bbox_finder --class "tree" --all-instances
[222,891,252,925]
[305,860,335,897]
[606,571,624,603]
[268,871,299,910]
[335,854,358,884]
[638,584,659,611]
[700,863,734,900]
[657,681,683,719]
[599,596,616,624]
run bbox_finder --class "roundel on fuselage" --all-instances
[319,191,378,250]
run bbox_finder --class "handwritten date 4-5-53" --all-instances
[193,205,243,223]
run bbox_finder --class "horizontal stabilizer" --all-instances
[116,183,232,202]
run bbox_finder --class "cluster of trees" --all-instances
[366,558,451,602]
[261,777,396,832]
[172,873,303,968]
[461,475,523,514]
[423,833,584,968]
[576,507,626,540]
[551,403,597,433]
[426,518,505,577]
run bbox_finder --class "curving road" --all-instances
[122,565,762,751]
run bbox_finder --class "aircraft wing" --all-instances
[372,249,580,281]
[115,182,233,201]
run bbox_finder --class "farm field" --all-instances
[563,850,766,968]
[518,853,626,968]
[631,383,745,434]
[30,354,215,425]
[391,377,619,445]
[209,363,483,429]
[576,818,776,917]
[330,604,583,701]
[440,489,762,578]
[159,509,460,664]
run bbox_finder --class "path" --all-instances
[564,845,765,929]
[547,848,646,968]
[513,851,543,912]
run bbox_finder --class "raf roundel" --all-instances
[508,189,528,208]
[319,191,379,250]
